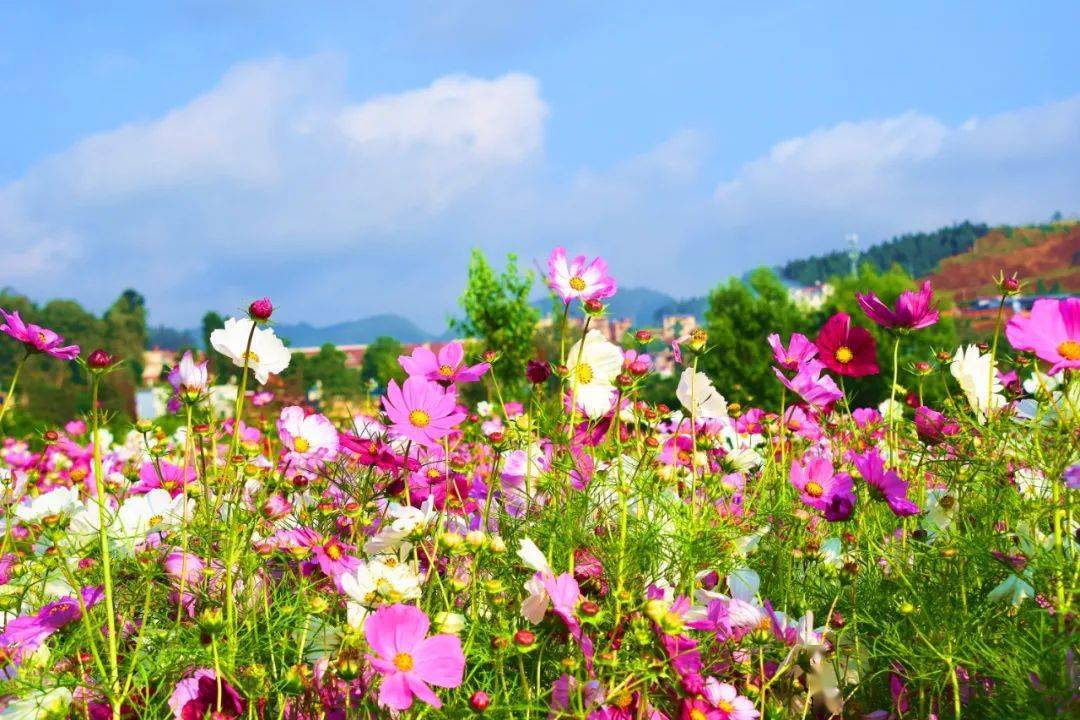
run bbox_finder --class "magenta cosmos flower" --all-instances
[856,280,939,331]
[1005,297,1080,375]
[547,247,617,304]
[773,360,843,410]
[815,313,879,377]
[382,377,465,446]
[850,448,919,517]
[767,332,817,371]
[365,603,465,711]
[0,309,80,360]
[790,456,853,515]
[399,341,489,385]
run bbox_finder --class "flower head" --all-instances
[382,377,465,446]
[767,332,817,371]
[547,247,617,303]
[815,313,878,377]
[210,317,291,384]
[565,330,623,419]
[773,360,843,410]
[1005,297,1080,375]
[0,308,80,360]
[850,448,919,516]
[856,281,939,331]
[949,345,1005,417]
[248,296,274,321]
[399,341,489,385]
[677,368,728,420]
[789,457,854,517]
[365,604,465,710]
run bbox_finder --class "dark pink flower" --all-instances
[789,456,854,515]
[850,448,919,516]
[767,332,817,371]
[856,280,939,330]
[399,341,489,385]
[168,668,245,719]
[0,308,80,360]
[815,313,879,377]
[914,406,960,445]
[1005,297,1080,375]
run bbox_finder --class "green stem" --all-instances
[0,352,28,427]
[91,374,121,720]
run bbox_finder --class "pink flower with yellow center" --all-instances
[365,604,465,710]
[398,341,489,385]
[0,309,80,360]
[382,377,466,447]
[1005,297,1080,375]
[547,247,617,303]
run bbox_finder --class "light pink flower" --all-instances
[547,247,617,303]
[277,406,339,472]
[365,604,465,710]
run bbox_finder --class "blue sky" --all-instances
[2,1,1078,331]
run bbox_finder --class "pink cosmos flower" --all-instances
[773,360,843,410]
[815,313,879,377]
[767,332,817,371]
[1005,297,1080,375]
[277,406,339,471]
[850,448,919,517]
[547,247,617,303]
[130,460,195,496]
[399,341,489,385]
[382,377,465,447]
[856,280,939,331]
[0,308,80,360]
[365,603,465,711]
[914,406,960,445]
[789,457,853,515]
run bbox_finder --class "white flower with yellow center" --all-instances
[339,558,422,608]
[0,687,72,720]
[14,486,82,523]
[210,317,291,384]
[565,330,623,419]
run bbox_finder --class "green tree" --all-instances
[104,289,147,384]
[360,336,407,390]
[698,267,814,408]
[451,250,538,393]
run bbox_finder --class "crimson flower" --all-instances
[815,313,879,377]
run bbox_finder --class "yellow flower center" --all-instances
[1057,340,1080,361]
[834,346,854,364]
[717,700,735,713]
[293,437,310,453]
[438,364,455,377]
[569,276,586,291]
[574,362,594,384]
[324,542,342,560]
[243,350,261,364]
[393,652,414,672]
[148,514,164,527]
[805,481,824,498]
[409,409,431,428]
[690,710,707,720]
[37,332,47,344]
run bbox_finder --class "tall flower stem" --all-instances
[227,321,258,461]
[888,334,901,453]
[0,352,28,427]
[90,374,121,720]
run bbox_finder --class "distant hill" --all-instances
[274,314,438,347]
[533,287,707,326]
[780,221,989,284]
[927,222,1080,301]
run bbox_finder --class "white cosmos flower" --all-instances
[565,330,623,419]
[210,317,291,384]
[339,558,422,607]
[922,489,957,535]
[516,538,552,575]
[14,486,82,523]
[0,687,72,720]
[114,489,192,554]
[676,368,728,419]
[362,497,437,555]
[949,345,1005,418]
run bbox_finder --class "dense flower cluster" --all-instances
[0,259,1076,719]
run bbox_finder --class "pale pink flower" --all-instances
[365,604,465,710]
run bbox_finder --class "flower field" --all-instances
[0,250,1077,719]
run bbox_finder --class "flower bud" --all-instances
[525,359,552,384]
[87,349,114,369]
[513,629,536,647]
[634,329,652,344]
[583,298,604,315]
[248,297,274,321]
[470,690,492,713]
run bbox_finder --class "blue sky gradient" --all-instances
[1,1,1078,330]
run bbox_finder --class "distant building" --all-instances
[788,282,834,310]
[142,348,178,385]
[661,315,696,342]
